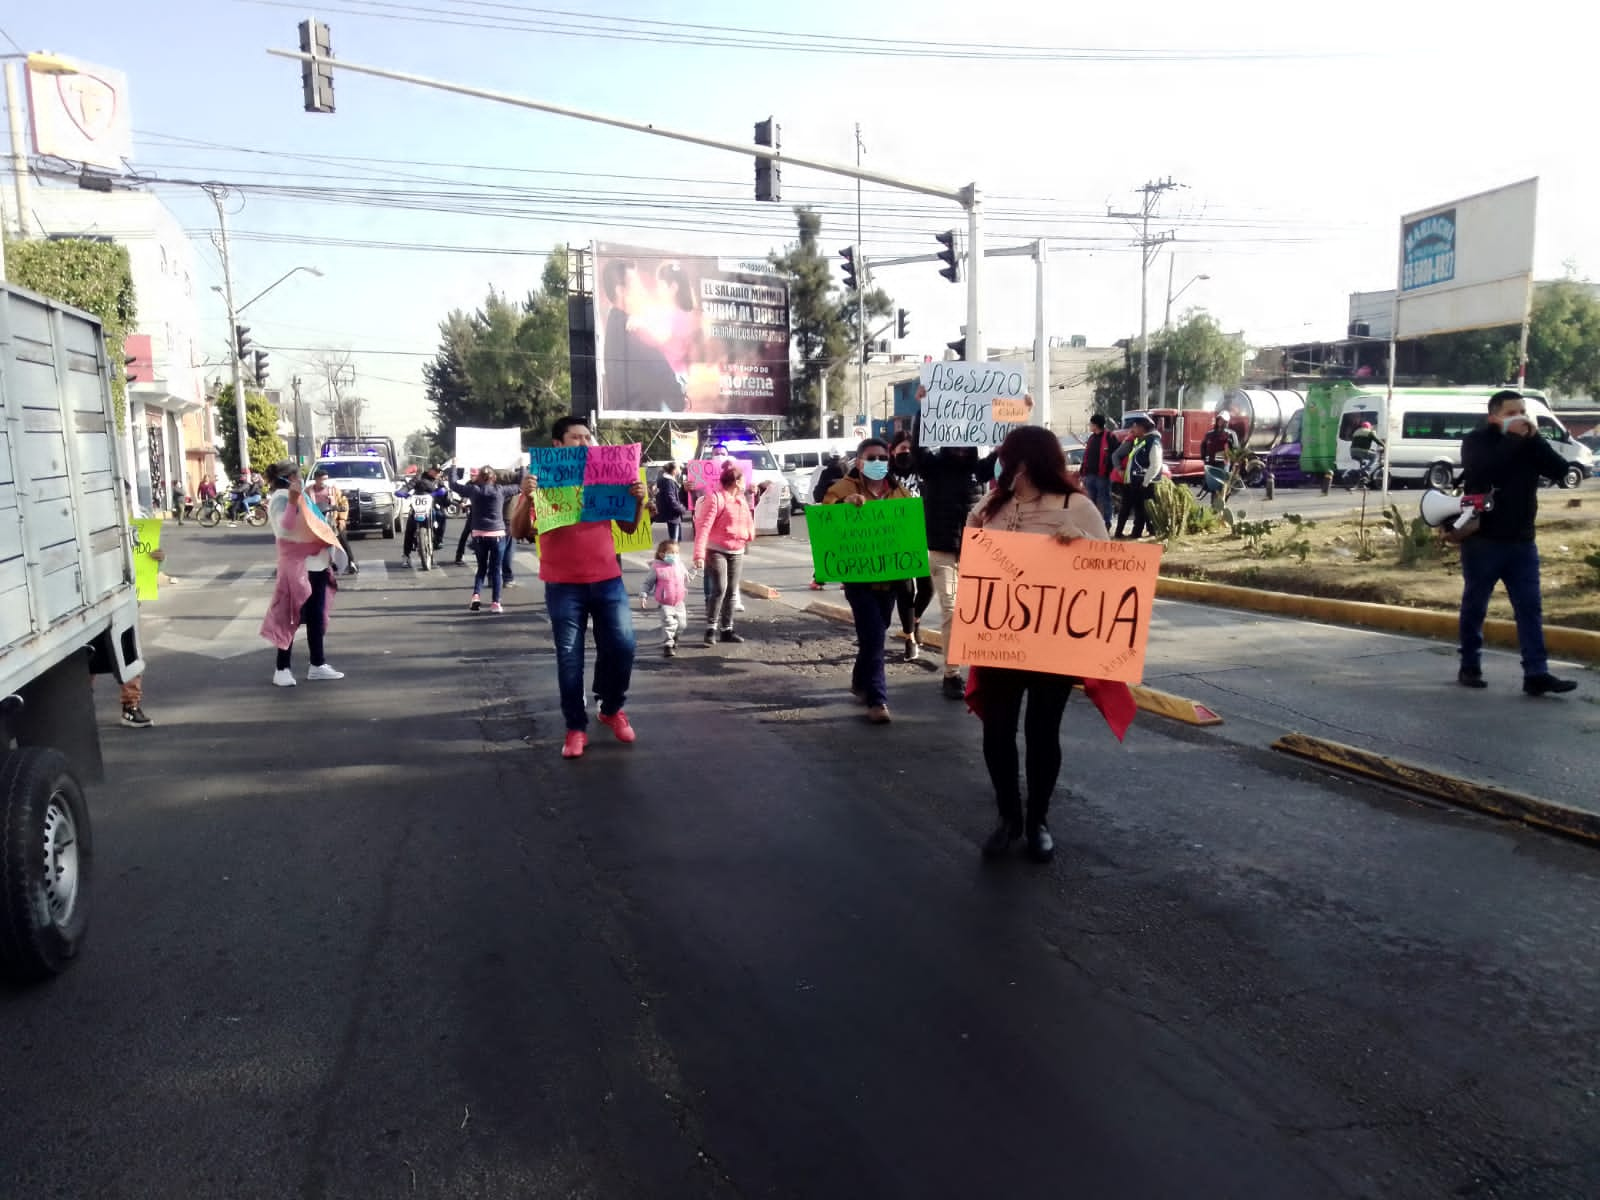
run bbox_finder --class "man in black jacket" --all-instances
[654,462,686,541]
[1080,413,1116,526]
[915,442,987,698]
[1457,390,1576,695]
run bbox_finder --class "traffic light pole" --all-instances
[207,186,252,477]
[267,44,985,364]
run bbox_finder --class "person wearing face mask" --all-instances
[692,460,757,647]
[641,538,691,657]
[823,438,914,724]
[889,434,934,662]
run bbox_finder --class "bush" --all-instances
[1146,479,1218,541]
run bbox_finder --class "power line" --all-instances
[0,25,24,54]
[235,0,1331,63]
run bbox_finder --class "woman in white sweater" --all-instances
[966,425,1109,863]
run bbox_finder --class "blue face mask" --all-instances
[994,459,1005,480]
[862,459,889,481]
[662,554,678,565]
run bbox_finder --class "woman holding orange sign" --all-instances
[965,426,1108,863]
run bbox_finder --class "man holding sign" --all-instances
[952,426,1127,865]
[525,417,651,760]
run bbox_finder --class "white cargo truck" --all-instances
[0,283,145,982]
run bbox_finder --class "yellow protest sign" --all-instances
[945,528,1162,684]
[613,469,655,554]
[131,518,163,601]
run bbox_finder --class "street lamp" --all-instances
[1157,263,1211,408]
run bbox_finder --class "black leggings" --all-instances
[276,569,329,670]
[456,520,472,562]
[980,668,1075,827]
[895,577,935,636]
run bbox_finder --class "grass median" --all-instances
[1155,491,1600,631]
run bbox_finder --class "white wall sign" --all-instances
[1394,178,1538,339]
[26,58,133,172]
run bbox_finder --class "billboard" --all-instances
[26,57,134,172]
[1394,178,1537,339]
[593,242,790,419]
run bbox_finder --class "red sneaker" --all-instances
[561,730,587,759]
[598,711,637,743]
[809,581,826,590]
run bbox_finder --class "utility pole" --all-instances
[855,123,867,432]
[291,375,305,464]
[206,185,252,476]
[1109,178,1180,408]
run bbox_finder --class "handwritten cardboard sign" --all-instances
[945,528,1162,684]
[992,396,1031,424]
[532,486,582,533]
[807,497,929,582]
[686,458,730,493]
[613,469,656,554]
[527,446,589,489]
[580,484,636,524]
[918,360,1032,448]
[131,518,162,601]
[584,443,642,486]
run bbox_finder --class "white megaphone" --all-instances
[1419,489,1464,528]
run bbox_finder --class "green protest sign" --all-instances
[131,518,163,601]
[807,497,930,582]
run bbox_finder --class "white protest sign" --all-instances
[917,361,1033,448]
[454,426,525,471]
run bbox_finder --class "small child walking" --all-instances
[642,539,691,657]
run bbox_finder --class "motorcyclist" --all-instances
[226,470,264,525]
[401,468,448,566]
[1349,421,1385,487]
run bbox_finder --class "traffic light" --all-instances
[754,117,780,203]
[299,19,335,114]
[936,229,960,284]
[234,324,253,362]
[896,308,909,339]
[839,245,859,291]
[254,350,270,388]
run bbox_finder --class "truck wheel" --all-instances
[1426,462,1455,490]
[0,749,92,982]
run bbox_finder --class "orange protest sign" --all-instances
[991,396,1031,423]
[945,528,1162,684]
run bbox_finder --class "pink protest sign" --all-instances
[584,443,642,486]
[686,459,724,492]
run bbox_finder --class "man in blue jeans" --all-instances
[1079,412,1116,527]
[526,416,652,759]
[1457,389,1577,696]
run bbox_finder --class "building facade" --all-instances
[28,189,212,515]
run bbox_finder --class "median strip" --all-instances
[1272,731,1600,846]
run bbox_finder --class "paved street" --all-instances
[4,521,1600,1198]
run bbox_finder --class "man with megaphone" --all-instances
[1455,390,1577,695]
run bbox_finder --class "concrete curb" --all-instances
[1272,731,1600,846]
[1157,575,1600,664]
[740,579,781,601]
[799,599,1223,726]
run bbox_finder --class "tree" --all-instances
[6,236,137,428]
[770,207,850,434]
[311,349,363,437]
[1151,310,1244,399]
[1087,351,1136,420]
[424,246,573,449]
[403,428,445,467]
[1412,276,1600,397]
[214,384,288,475]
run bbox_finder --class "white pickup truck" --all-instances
[0,283,144,982]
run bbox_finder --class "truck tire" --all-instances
[0,748,92,982]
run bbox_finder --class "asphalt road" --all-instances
[3,521,1599,1199]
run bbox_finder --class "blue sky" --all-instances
[7,0,1590,435]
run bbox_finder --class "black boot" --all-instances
[982,820,1023,859]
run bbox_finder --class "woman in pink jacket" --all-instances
[259,462,344,687]
[692,460,756,647]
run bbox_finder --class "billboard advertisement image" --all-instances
[593,242,790,420]
[1394,178,1537,339]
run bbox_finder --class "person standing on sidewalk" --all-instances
[967,426,1108,863]
[654,462,687,542]
[526,416,650,760]
[1457,390,1577,696]
[1114,414,1163,540]
[911,436,987,699]
[693,460,757,647]
[824,438,913,724]
[1079,412,1117,528]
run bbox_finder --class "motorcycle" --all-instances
[197,489,268,528]
[409,491,437,570]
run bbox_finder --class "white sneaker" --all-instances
[734,597,746,612]
[272,669,297,688]
[307,663,345,681]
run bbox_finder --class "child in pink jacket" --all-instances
[641,539,691,657]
